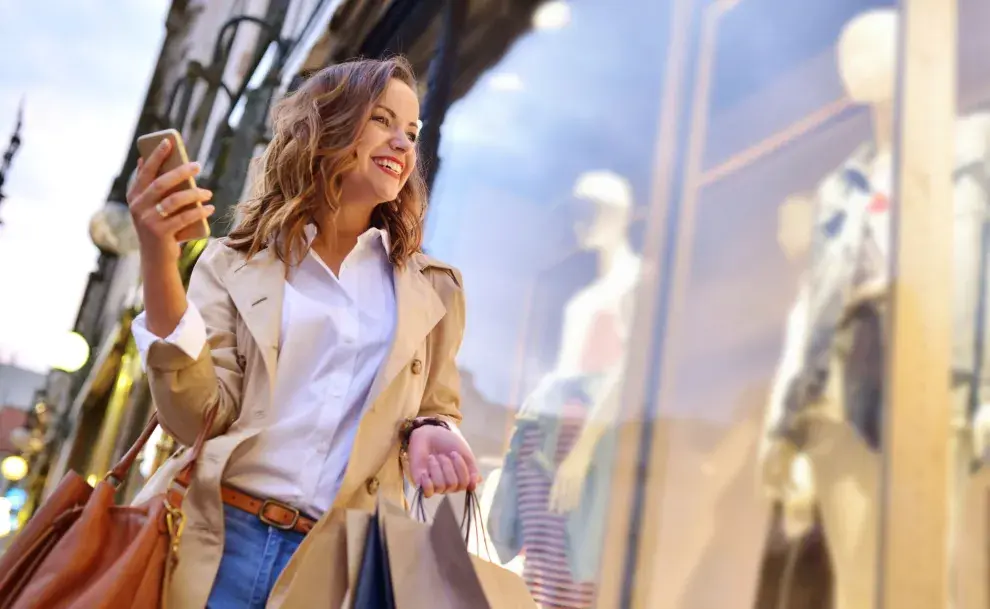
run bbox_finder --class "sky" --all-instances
[0,0,170,372]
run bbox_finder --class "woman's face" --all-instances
[341,78,421,206]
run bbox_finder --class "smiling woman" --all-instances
[117,56,479,608]
[227,57,427,274]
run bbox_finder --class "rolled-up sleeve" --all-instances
[132,302,207,372]
[137,240,243,446]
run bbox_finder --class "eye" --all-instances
[372,114,390,126]
[407,131,418,143]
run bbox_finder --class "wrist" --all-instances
[399,417,451,456]
[140,242,179,266]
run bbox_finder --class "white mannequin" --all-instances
[489,170,640,608]
[761,9,990,609]
[547,170,640,513]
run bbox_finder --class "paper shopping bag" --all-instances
[432,499,536,608]
[381,506,463,609]
[381,498,490,609]
[380,495,536,609]
[352,506,396,609]
[341,500,414,609]
[469,555,537,609]
[340,510,372,609]
[266,509,348,609]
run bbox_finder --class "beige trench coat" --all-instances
[131,238,465,608]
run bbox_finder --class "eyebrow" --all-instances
[376,104,420,130]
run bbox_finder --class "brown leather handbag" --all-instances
[0,407,216,609]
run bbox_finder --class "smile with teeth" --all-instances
[373,157,403,177]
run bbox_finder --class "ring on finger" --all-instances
[155,203,169,218]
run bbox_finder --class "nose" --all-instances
[390,131,412,152]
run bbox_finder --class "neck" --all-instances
[871,100,894,154]
[313,203,376,258]
[595,239,633,278]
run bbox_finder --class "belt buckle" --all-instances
[259,498,300,531]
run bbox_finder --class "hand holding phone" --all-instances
[128,129,214,260]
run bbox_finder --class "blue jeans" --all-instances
[206,504,306,608]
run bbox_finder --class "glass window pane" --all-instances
[618,1,903,607]
[425,1,666,604]
[950,0,990,606]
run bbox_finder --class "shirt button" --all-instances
[410,359,423,375]
[365,477,380,495]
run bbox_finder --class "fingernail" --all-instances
[428,455,437,463]
[159,139,170,150]
[204,205,216,216]
[191,162,202,173]
[199,189,213,199]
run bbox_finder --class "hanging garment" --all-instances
[515,417,597,608]
[489,308,626,601]
[767,113,990,453]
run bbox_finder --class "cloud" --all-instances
[0,0,170,371]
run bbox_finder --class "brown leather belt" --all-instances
[220,485,316,535]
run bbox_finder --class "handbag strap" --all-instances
[106,415,160,486]
[105,406,219,493]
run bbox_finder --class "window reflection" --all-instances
[954,1,990,607]
[423,0,663,604]
[760,12,900,609]
[627,1,897,607]
[488,170,640,606]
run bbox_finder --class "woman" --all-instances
[125,57,479,609]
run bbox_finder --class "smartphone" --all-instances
[135,128,211,241]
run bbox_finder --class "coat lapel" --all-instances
[224,247,284,385]
[365,256,447,412]
[328,257,447,512]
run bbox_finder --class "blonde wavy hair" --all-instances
[227,56,426,266]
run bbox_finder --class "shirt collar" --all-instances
[303,224,391,254]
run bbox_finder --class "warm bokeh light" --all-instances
[1,455,28,482]
[50,331,90,373]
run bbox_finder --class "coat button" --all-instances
[410,359,423,375]
[236,354,246,368]
[365,477,380,495]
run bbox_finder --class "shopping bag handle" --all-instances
[410,487,492,561]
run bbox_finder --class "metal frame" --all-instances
[879,1,957,607]
[594,0,702,606]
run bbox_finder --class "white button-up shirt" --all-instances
[133,226,396,517]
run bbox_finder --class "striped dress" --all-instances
[515,309,623,608]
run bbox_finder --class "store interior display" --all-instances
[759,8,990,609]
[487,170,640,609]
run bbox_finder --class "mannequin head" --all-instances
[836,8,898,106]
[571,170,632,252]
